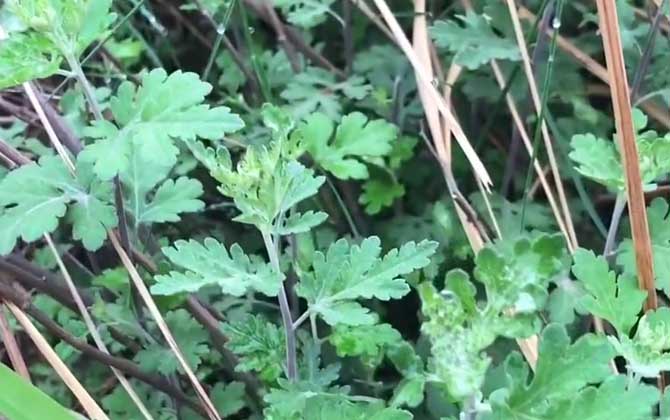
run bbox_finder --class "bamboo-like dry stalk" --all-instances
[412,0,487,261]
[372,0,493,189]
[411,0,540,368]
[595,0,658,310]
[6,302,110,420]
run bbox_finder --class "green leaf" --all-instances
[281,67,371,119]
[273,0,336,29]
[360,177,405,215]
[387,342,426,408]
[120,141,203,227]
[211,381,246,417]
[8,0,115,57]
[329,323,401,360]
[618,198,670,294]
[542,376,659,420]
[297,237,437,326]
[0,362,75,420]
[135,309,209,375]
[388,136,418,170]
[0,32,61,89]
[275,210,329,235]
[490,324,615,418]
[80,69,244,180]
[572,248,645,335]
[221,314,285,382]
[609,307,670,377]
[151,237,282,297]
[546,278,584,325]
[430,12,520,70]
[0,155,117,254]
[136,177,203,224]
[299,112,397,180]
[570,110,670,192]
[569,133,624,191]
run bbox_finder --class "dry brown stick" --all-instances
[0,303,30,380]
[595,0,658,310]
[1,285,109,420]
[373,0,493,188]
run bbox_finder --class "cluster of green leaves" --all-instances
[418,234,567,399]
[569,109,670,192]
[0,0,115,87]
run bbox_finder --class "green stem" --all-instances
[519,0,564,232]
[261,230,298,381]
[603,193,627,257]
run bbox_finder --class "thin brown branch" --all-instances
[0,302,31,380]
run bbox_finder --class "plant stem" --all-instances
[461,395,478,420]
[604,193,627,257]
[309,313,319,343]
[261,230,298,381]
[519,0,564,233]
[65,54,104,121]
[292,310,310,330]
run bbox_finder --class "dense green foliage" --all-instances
[0,0,669,419]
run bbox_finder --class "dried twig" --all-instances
[0,303,30,380]
[5,300,109,420]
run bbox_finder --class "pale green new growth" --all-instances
[569,109,670,192]
[0,155,117,254]
[297,236,437,326]
[610,307,670,377]
[0,0,115,88]
[418,234,566,399]
[190,104,325,231]
[431,12,520,70]
[151,238,282,297]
